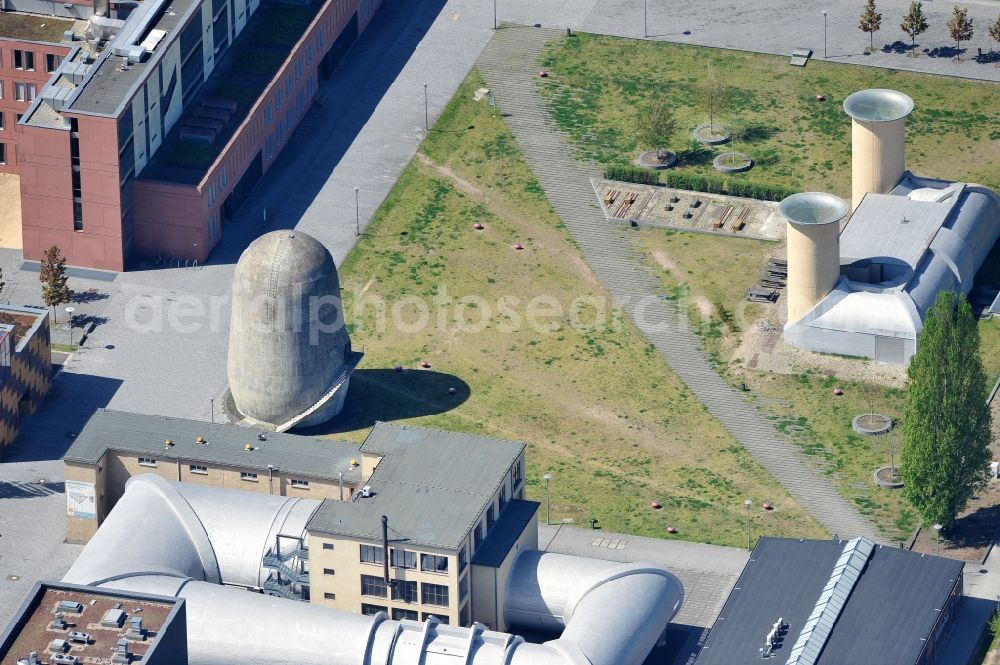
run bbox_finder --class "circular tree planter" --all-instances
[637,150,678,170]
[693,124,730,145]
[874,466,904,489]
[853,413,893,436]
[713,152,753,173]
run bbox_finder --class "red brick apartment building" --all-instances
[2,0,380,270]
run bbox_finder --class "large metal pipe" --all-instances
[844,89,914,211]
[63,475,683,665]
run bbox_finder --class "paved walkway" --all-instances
[477,25,877,541]
[497,0,1000,82]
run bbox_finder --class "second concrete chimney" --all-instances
[843,89,914,211]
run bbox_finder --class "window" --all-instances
[24,51,34,71]
[486,505,495,531]
[0,82,3,100]
[0,112,5,131]
[13,49,23,70]
[392,608,418,621]
[361,574,387,598]
[295,56,303,80]
[264,102,272,125]
[322,543,334,550]
[499,484,508,513]
[290,479,309,489]
[138,457,156,467]
[189,464,208,474]
[513,460,522,488]
[207,182,216,206]
[474,524,483,549]
[275,87,283,109]
[14,83,26,102]
[46,53,60,73]
[240,471,258,481]
[323,568,335,576]
[0,142,5,165]
[361,603,386,616]
[423,612,449,625]
[459,575,468,601]
[285,77,291,96]
[323,592,336,600]
[220,166,227,188]
[360,544,384,565]
[420,554,448,574]
[421,582,449,608]
[391,580,417,603]
[26,84,35,101]
[458,549,467,574]
[390,549,416,569]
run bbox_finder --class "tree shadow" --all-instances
[0,480,65,499]
[676,142,714,167]
[881,40,912,55]
[71,290,110,304]
[945,502,1000,551]
[739,121,779,142]
[294,368,471,435]
[924,45,964,59]
[977,50,1000,64]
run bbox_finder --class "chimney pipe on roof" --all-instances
[843,89,914,211]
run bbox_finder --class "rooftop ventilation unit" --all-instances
[126,616,146,640]
[101,608,126,628]
[56,600,83,613]
[111,639,131,664]
[361,485,372,498]
[40,85,73,112]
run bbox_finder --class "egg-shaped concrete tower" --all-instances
[228,230,361,431]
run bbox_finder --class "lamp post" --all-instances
[543,473,553,525]
[210,397,214,424]
[493,0,497,29]
[423,83,428,131]
[64,306,75,346]
[353,186,360,236]
[822,11,828,59]
[933,523,943,556]
[643,0,647,38]
[744,499,753,551]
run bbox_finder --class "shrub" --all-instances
[663,171,797,201]
[604,165,659,185]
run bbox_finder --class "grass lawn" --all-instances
[0,13,72,42]
[639,223,1000,541]
[538,33,1000,198]
[325,69,827,546]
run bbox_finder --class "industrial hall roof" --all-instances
[63,408,363,484]
[693,537,963,665]
[307,422,526,551]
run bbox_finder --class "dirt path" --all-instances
[414,152,599,287]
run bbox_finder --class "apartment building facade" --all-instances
[0,304,51,456]
[9,0,381,270]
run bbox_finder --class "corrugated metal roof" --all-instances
[307,422,526,551]
[63,409,363,483]
[840,193,955,271]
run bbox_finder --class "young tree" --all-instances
[696,62,730,137]
[40,245,72,323]
[900,291,992,529]
[859,0,883,53]
[988,13,1000,55]
[635,98,678,162]
[900,1,929,56]
[947,5,974,60]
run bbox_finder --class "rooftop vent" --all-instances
[112,638,131,664]
[49,612,67,630]
[362,485,372,498]
[164,439,173,447]
[245,443,253,451]
[196,436,205,444]
[126,616,146,640]
[56,600,83,613]
[350,459,358,467]
[101,608,126,628]
[16,652,42,665]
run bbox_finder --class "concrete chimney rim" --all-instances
[779,192,850,226]
[843,89,914,123]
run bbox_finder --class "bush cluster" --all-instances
[603,165,659,186]
[664,172,796,202]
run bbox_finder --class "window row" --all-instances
[132,456,305,486]
[359,545,449,574]
[360,574,450,607]
[360,604,450,624]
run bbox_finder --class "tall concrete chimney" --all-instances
[843,89,914,211]
[780,192,850,323]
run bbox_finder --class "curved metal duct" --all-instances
[63,475,683,665]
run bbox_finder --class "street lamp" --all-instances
[933,523,943,556]
[423,83,429,131]
[822,11,828,59]
[744,499,753,551]
[64,306,75,346]
[493,0,497,29]
[543,473,553,525]
[353,186,360,236]
[643,0,647,38]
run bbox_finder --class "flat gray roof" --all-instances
[68,0,202,116]
[64,409,363,484]
[307,422,526,551]
[840,193,954,270]
[471,499,538,567]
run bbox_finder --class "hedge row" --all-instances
[602,166,797,202]
[603,165,659,186]
[664,172,797,202]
